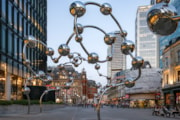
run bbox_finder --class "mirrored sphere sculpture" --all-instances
[88,52,99,64]
[124,78,135,88]
[146,2,178,35]
[69,1,86,17]
[46,47,54,56]
[22,87,31,95]
[58,44,70,56]
[104,33,116,45]
[132,56,144,69]
[100,3,112,15]
[121,40,135,55]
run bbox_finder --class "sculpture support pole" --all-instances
[26,94,31,114]
[97,87,111,120]
[40,90,48,113]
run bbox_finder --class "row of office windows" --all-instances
[0,24,46,69]
[1,0,47,24]
[0,0,47,39]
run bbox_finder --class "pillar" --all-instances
[5,72,11,100]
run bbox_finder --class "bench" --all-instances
[172,111,180,117]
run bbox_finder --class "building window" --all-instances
[13,8,18,31]
[178,71,180,82]
[1,0,6,19]
[18,39,23,62]
[8,2,13,26]
[1,25,6,52]
[177,50,180,64]
[23,19,27,36]
[19,0,22,10]
[166,74,169,84]
[14,35,18,59]
[165,57,168,68]
[0,77,5,100]
[23,0,27,15]
[8,31,13,55]
[19,15,23,35]
[176,93,180,104]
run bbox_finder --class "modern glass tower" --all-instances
[135,5,160,68]
[0,0,47,100]
[107,33,126,83]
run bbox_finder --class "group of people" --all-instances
[152,105,180,117]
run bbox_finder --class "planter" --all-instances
[0,104,65,115]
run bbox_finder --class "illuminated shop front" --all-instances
[0,63,25,100]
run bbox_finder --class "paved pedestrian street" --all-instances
[0,106,180,120]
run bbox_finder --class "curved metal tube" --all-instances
[39,89,59,113]
[85,2,101,7]
[133,68,142,82]
[66,32,75,45]
[97,83,124,120]
[110,13,126,41]
[39,90,48,113]
[74,15,79,35]
[79,42,89,55]
[96,87,111,120]
[83,25,107,35]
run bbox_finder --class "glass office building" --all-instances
[0,0,47,100]
[107,33,126,83]
[159,0,180,68]
[135,5,160,68]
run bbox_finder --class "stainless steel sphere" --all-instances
[74,23,83,34]
[95,64,100,70]
[75,34,83,42]
[132,56,144,69]
[121,40,135,55]
[88,52,99,64]
[73,62,79,67]
[56,86,60,90]
[38,70,46,77]
[68,53,74,59]
[46,47,54,56]
[104,33,117,45]
[106,55,112,61]
[96,82,102,88]
[69,1,86,17]
[100,3,112,15]
[47,67,52,73]
[23,35,36,48]
[58,64,65,70]
[22,87,31,95]
[73,57,79,62]
[124,78,135,88]
[52,58,59,63]
[147,3,178,35]
[58,44,70,56]
[120,30,128,37]
[43,76,53,85]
